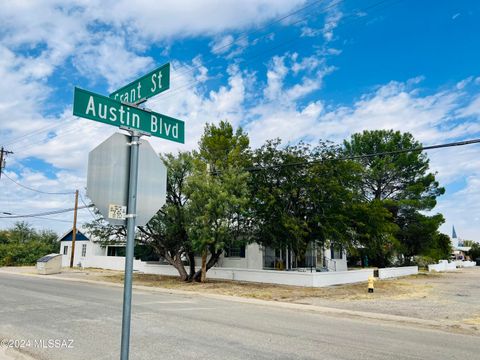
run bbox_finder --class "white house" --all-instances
[59,229,347,272]
[59,229,104,267]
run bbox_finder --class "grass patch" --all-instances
[90,272,433,303]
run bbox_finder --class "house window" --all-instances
[63,246,68,255]
[107,246,126,257]
[81,244,87,257]
[331,244,343,259]
[224,244,246,258]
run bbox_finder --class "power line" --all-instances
[170,0,343,81]
[1,171,75,195]
[8,0,394,155]
[152,0,397,103]
[80,193,97,221]
[2,119,74,148]
[0,205,92,219]
[0,212,73,223]
[4,138,475,220]
[211,138,480,174]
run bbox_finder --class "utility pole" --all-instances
[0,147,14,179]
[69,189,79,268]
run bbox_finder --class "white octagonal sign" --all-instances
[87,133,167,226]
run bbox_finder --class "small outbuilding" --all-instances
[36,253,62,275]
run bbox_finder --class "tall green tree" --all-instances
[249,140,364,266]
[138,152,195,280]
[343,130,443,207]
[187,121,251,281]
[343,130,445,265]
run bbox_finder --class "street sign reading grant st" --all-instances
[73,87,184,143]
[109,63,170,104]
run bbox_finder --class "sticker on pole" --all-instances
[108,204,127,220]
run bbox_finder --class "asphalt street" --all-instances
[0,272,478,360]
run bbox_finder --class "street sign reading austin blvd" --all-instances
[110,63,170,104]
[73,87,184,143]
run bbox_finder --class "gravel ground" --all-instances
[298,267,480,326]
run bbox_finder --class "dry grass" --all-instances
[464,316,480,325]
[89,272,434,303]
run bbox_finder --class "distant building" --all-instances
[450,226,471,260]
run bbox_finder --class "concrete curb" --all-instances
[0,269,477,335]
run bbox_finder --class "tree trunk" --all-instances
[187,251,196,282]
[193,248,223,282]
[162,250,188,281]
[200,249,207,283]
[174,256,188,281]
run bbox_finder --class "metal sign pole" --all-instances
[120,131,141,360]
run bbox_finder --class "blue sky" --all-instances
[0,0,479,241]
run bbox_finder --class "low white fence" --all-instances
[428,260,458,272]
[66,255,429,287]
[454,260,476,268]
[378,266,418,279]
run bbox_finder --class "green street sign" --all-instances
[73,87,184,143]
[109,63,170,104]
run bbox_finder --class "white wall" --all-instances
[454,260,476,268]
[428,260,458,272]
[60,241,105,267]
[75,255,375,287]
[378,266,418,279]
[324,257,348,272]
[246,243,263,269]
[195,243,264,270]
[312,269,373,287]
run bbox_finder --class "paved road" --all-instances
[0,273,478,360]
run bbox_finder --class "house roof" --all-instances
[59,229,89,242]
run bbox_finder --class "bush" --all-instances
[0,241,57,266]
[411,255,436,269]
[0,222,58,266]
[468,243,480,261]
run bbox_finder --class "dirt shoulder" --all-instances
[3,266,480,330]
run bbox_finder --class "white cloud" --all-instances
[456,76,473,90]
[437,175,480,241]
[92,0,306,41]
[210,35,235,55]
[263,55,289,100]
[458,94,480,118]
[0,0,308,158]
[0,1,478,241]
[73,34,154,91]
[322,8,343,42]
